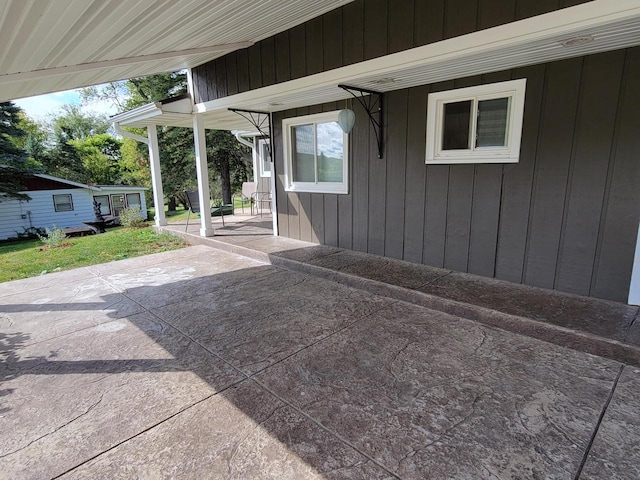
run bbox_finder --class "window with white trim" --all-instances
[426,79,526,164]
[283,111,348,194]
[53,194,73,212]
[258,138,271,177]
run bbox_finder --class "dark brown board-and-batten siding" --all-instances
[271,49,640,303]
[191,0,639,303]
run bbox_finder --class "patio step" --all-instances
[159,224,640,366]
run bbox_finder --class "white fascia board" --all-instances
[195,0,640,115]
[95,186,148,191]
[110,103,162,125]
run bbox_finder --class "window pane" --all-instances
[292,124,315,182]
[476,97,509,147]
[316,122,343,182]
[93,195,111,215]
[442,100,471,150]
[126,193,141,210]
[53,194,73,212]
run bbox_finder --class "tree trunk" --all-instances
[167,197,176,211]
[220,157,232,204]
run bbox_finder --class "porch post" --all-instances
[147,125,166,226]
[193,113,214,237]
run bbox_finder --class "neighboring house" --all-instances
[0,173,147,240]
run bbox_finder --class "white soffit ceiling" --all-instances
[196,0,640,131]
[0,0,353,102]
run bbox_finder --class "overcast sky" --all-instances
[13,87,118,122]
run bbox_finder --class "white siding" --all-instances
[0,188,94,240]
[95,188,148,219]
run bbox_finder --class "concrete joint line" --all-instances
[573,364,624,480]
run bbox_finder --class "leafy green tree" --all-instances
[53,104,109,141]
[71,133,122,185]
[43,127,88,183]
[0,102,32,202]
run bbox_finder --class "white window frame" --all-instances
[425,79,526,164]
[258,138,271,177]
[53,194,73,212]
[282,111,349,194]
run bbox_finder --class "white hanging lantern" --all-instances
[337,109,356,133]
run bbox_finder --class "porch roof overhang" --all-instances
[0,0,353,102]
[185,0,640,132]
[110,95,194,129]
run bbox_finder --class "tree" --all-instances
[71,133,122,185]
[53,104,109,141]
[43,127,88,183]
[0,102,32,202]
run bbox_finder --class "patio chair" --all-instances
[184,189,226,232]
[233,182,258,215]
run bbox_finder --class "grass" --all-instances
[0,226,188,283]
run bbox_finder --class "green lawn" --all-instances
[0,227,188,283]
[150,197,249,224]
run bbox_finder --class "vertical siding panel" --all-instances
[261,38,276,87]
[444,166,474,272]
[323,8,343,70]
[236,49,250,93]
[444,0,478,39]
[225,52,238,95]
[325,196,339,247]
[423,80,454,267]
[384,90,408,259]
[311,194,325,244]
[367,91,387,256]
[305,17,323,75]
[352,99,370,252]
[478,0,516,29]
[289,25,306,80]
[205,62,216,101]
[274,32,290,84]
[214,58,227,99]
[273,112,288,238]
[424,165,449,267]
[555,51,625,295]
[342,0,364,65]
[468,166,502,276]
[248,44,262,90]
[495,64,545,283]
[363,0,387,60]
[515,0,559,20]
[388,0,413,54]
[415,0,444,46]
[524,57,583,289]
[592,48,640,301]
[403,86,429,264]
[338,148,353,251]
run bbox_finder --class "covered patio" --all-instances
[1,242,639,479]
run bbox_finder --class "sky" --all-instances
[13,87,118,122]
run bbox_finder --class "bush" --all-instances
[37,226,67,248]
[119,207,146,228]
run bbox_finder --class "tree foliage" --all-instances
[0,102,32,202]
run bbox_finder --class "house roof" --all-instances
[0,0,353,102]
[110,0,640,133]
[25,173,146,192]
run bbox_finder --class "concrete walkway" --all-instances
[1,237,639,477]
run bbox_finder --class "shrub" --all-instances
[119,207,146,228]
[37,226,67,248]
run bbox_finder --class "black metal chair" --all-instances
[185,189,226,232]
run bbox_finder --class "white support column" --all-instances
[147,125,166,226]
[193,113,214,237]
[629,221,640,305]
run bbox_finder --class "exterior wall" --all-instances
[192,0,593,104]
[272,48,640,303]
[0,188,95,240]
[94,188,148,219]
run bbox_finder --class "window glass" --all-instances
[126,193,141,210]
[442,100,471,150]
[53,194,73,212]
[316,122,344,182]
[476,97,509,147]
[259,140,271,177]
[93,195,111,215]
[111,194,125,216]
[292,124,315,182]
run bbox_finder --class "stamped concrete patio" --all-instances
[1,233,640,478]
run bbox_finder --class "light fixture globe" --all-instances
[337,108,356,133]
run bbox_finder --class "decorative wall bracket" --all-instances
[228,108,274,159]
[338,84,384,158]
